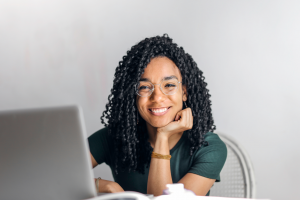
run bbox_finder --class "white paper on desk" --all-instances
[153,195,270,200]
[85,192,150,200]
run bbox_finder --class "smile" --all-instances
[148,107,170,116]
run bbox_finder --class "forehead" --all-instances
[140,57,182,82]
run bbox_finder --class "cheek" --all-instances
[170,94,183,108]
[136,98,147,114]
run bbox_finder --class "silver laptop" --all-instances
[0,105,97,200]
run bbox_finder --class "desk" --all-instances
[86,192,270,200]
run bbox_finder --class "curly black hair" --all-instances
[100,34,215,174]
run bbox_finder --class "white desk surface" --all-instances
[86,192,270,200]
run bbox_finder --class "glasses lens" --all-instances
[137,81,153,96]
[161,79,178,95]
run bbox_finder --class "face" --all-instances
[136,57,187,128]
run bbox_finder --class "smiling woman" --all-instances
[88,34,227,196]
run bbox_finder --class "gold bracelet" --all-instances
[151,152,171,160]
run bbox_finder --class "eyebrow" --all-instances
[139,75,178,82]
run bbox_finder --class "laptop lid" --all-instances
[0,105,97,200]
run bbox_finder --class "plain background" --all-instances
[0,1,299,199]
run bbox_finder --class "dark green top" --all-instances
[88,127,227,195]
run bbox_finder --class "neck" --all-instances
[146,123,183,150]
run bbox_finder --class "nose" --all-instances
[149,84,165,103]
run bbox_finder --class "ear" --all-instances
[182,85,187,101]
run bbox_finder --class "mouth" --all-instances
[148,107,171,116]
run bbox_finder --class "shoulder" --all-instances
[204,132,227,149]
[193,132,227,164]
[88,127,113,165]
[88,127,110,141]
[188,132,227,181]
[88,127,112,151]
[88,127,112,152]
[95,127,108,135]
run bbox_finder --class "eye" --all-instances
[138,85,151,90]
[165,84,176,88]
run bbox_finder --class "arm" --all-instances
[178,173,215,196]
[148,148,215,196]
[147,136,172,196]
[147,108,220,196]
[147,108,193,196]
[180,133,227,195]
[90,153,124,193]
[88,129,124,193]
[148,147,215,196]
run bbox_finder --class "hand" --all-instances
[96,179,124,193]
[157,108,193,139]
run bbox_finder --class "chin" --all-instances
[149,119,172,128]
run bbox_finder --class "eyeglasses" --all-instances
[136,78,182,97]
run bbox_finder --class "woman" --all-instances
[88,34,227,196]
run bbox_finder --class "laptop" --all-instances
[0,105,97,200]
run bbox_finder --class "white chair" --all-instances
[210,132,256,198]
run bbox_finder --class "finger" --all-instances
[174,110,183,121]
[175,109,191,129]
[187,109,191,127]
[181,109,187,126]
[188,108,193,129]
[186,109,191,128]
[178,109,188,127]
[182,108,191,129]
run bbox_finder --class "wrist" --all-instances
[153,135,169,154]
[95,177,101,193]
[155,133,169,143]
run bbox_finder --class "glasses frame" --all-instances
[136,79,182,97]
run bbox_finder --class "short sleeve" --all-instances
[87,127,112,165]
[188,133,227,182]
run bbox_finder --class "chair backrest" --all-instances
[209,132,256,198]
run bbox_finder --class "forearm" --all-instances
[147,136,173,196]
[95,178,124,193]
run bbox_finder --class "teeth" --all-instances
[150,108,167,113]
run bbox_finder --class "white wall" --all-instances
[1,1,299,199]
